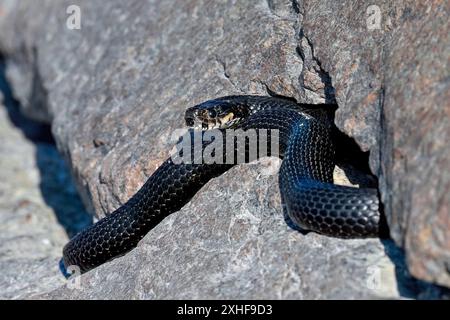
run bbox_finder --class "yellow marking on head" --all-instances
[219,112,234,125]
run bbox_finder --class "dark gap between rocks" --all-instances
[327,122,442,297]
[0,54,92,239]
[281,96,446,298]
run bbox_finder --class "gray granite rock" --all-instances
[0,0,448,299]
[0,59,92,299]
[301,0,450,287]
[0,96,70,299]
[34,163,415,299]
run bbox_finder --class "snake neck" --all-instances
[213,95,336,125]
[281,119,335,184]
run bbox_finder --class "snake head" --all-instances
[185,98,249,130]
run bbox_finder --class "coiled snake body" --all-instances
[62,96,384,274]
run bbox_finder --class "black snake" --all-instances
[62,95,386,274]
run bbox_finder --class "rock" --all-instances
[33,163,423,299]
[301,0,450,287]
[0,61,92,298]
[0,0,448,298]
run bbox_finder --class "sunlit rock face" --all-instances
[0,0,448,298]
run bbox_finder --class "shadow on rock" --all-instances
[381,240,450,299]
[0,56,92,238]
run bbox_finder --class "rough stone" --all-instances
[301,0,450,286]
[35,162,422,299]
[0,66,91,298]
[0,0,448,298]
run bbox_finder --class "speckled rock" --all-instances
[35,162,424,299]
[0,59,91,299]
[0,0,448,298]
[301,0,450,287]
[0,93,71,299]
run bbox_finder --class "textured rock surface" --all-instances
[301,0,450,287]
[0,104,65,299]
[0,0,448,298]
[34,163,426,299]
[0,62,91,298]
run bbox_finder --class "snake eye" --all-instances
[208,110,217,118]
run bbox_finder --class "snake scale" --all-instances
[62,95,386,274]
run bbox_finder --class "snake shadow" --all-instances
[0,55,92,239]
